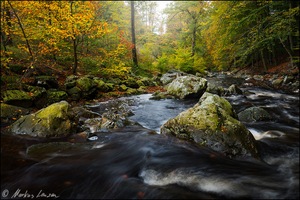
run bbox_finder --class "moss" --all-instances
[76,76,97,92]
[2,90,32,102]
[36,101,69,119]
[46,90,68,104]
[0,103,29,118]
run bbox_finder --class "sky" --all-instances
[156,1,173,13]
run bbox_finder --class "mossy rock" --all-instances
[0,103,30,126]
[238,107,271,122]
[11,101,76,137]
[166,75,208,99]
[206,82,224,96]
[119,84,128,92]
[67,86,82,101]
[161,92,259,159]
[1,90,33,108]
[94,79,113,92]
[76,76,97,98]
[46,90,68,105]
[65,75,78,89]
[137,77,156,87]
[123,77,140,89]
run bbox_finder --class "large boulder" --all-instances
[238,107,271,122]
[161,92,259,159]
[166,75,207,99]
[10,101,76,137]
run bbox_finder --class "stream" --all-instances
[1,75,299,199]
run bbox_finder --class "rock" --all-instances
[0,103,30,125]
[1,90,33,108]
[272,77,284,87]
[150,91,174,100]
[166,75,207,99]
[72,106,100,119]
[224,84,243,96]
[206,82,224,96]
[35,76,59,89]
[76,76,97,98]
[283,76,294,84]
[11,101,76,137]
[46,90,68,105]
[119,84,128,91]
[65,75,78,89]
[137,77,156,87]
[160,70,187,85]
[67,86,82,101]
[24,85,47,108]
[123,77,140,89]
[161,92,259,158]
[238,107,271,122]
[253,75,264,81]
[82,113,134,133]
[94,79,113,92]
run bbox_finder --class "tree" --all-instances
[131,1,138,69]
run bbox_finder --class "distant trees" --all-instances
[160,1,299,72]
[1,1,298,77]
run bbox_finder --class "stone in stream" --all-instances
[166,75,208,99]
[238,107,271,122]
[10,101,77,137]
[160,70,187,85]
[161,92,260,159]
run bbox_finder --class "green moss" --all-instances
[2,90,32,102]
[76,76,97,92]
[36,101,69,119]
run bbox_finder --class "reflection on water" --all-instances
[1,81,299,199]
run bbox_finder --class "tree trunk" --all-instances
[7,1,33,60]
[260,49,267,72]
[279,36,294,67]
[191,24,196,57]
[72,38,78,75]
[131,1,138,68]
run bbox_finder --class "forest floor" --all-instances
[235,61,299,76]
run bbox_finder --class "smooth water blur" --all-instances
[1,77,299,199]
[128,94,197,133]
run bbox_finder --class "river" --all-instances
[1,75,299,199]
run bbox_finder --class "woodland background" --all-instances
[1,1,299,80]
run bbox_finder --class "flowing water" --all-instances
[1,75,299,199]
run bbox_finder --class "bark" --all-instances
[131,1,138,68]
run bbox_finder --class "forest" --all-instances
[1,1,299,80]
[1,2,299,199]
